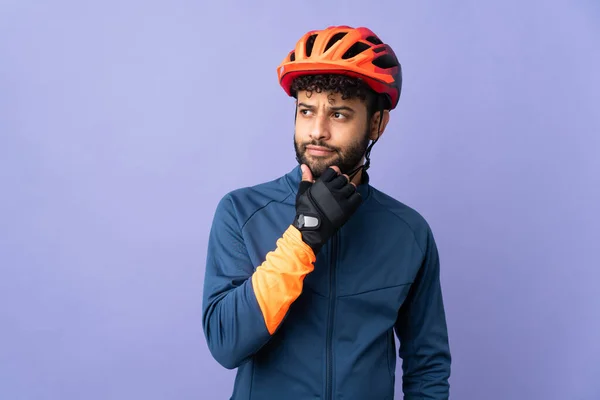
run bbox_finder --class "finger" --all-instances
[329,174,349,189]
[297,180,312,198]
[329,166,341,175]
[319,167,339,182]
[339,182,356,197]
[346,191,363,211]
[301,164,313,182]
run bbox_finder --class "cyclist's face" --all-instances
[294,90,371,179]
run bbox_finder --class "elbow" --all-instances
[203,317,247,370]
[205,339,246,370]
[202,302,241,369]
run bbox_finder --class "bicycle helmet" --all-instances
[277,25,402,110]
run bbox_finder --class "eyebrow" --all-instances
[297,102,356,113]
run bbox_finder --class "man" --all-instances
[202,25,451,399]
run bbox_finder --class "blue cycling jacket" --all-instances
[202,165,451,399]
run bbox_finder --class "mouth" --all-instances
[305,145,335,157]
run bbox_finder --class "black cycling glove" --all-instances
[293,167,362,254]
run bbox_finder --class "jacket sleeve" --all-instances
[202,194,316,369]
[394,227,451,399]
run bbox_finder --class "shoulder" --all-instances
[367,186,434,252]
[213,173,293,227]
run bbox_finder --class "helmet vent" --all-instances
[290,51,295,61]
[324,32,348,53]
[366,36,383,45]
[372,54,398,69]
[341,42,371,59]
[305,34,317,57]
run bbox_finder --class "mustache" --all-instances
[301,140,340,153]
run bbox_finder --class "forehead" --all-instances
[296,90,363,107]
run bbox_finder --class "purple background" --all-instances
[1,1,599,399]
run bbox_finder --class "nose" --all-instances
[309,114,331,141]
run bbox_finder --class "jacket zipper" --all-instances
[325,232,338,400]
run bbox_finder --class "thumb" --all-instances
[297,164,313,200]
[301,164,314,182]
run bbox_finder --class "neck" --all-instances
[347,159,367,186]
[350,169,363,186]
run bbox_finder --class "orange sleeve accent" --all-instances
[251,225,316,334]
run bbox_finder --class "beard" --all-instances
[294,131,370,178]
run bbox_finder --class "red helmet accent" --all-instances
[277,25,402,110]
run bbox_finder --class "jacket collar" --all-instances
[285,164,371,200]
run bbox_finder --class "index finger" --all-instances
[328,166,342,175]
[341,173,354,186]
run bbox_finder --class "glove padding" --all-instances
[293,167,362,254]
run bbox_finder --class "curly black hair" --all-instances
[290,74,383,118]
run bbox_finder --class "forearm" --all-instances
[251,225,316,334]
[203,225,315,369]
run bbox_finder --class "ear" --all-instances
[369,110,390,141]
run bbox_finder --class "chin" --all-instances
[308,161,338,177]
[299,152,342,176]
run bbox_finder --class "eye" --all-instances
[333,112,346,119]
[299,109,312,116]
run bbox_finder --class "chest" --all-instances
[243,201,423,299]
